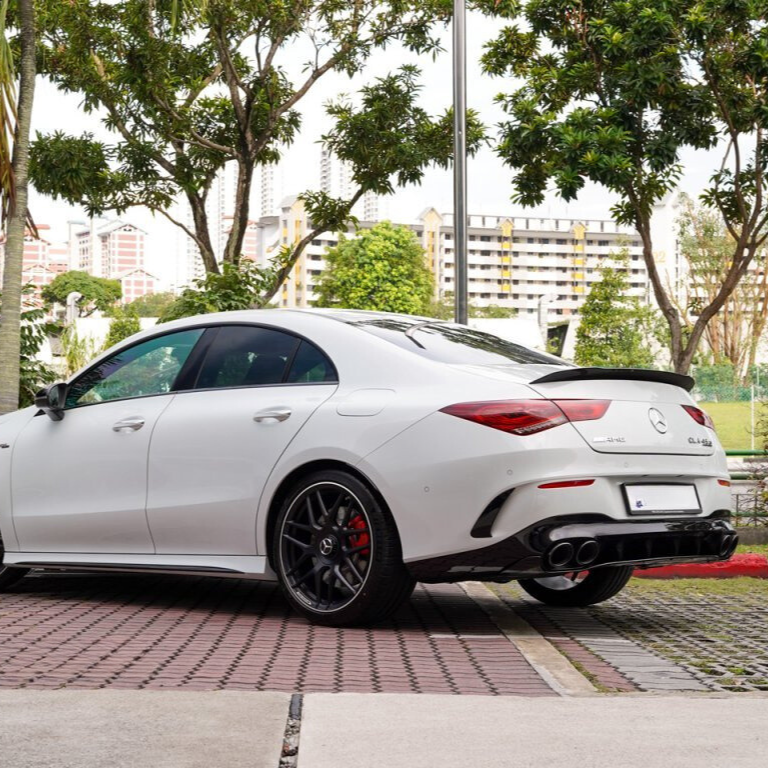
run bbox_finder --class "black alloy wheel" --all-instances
[273,470,414,626]
[518,565,634,607]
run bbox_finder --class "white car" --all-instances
[0,310,736,625]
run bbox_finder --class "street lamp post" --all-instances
[453,0,468,325]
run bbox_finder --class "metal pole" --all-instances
[453,0,468,325]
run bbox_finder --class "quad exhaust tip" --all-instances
[547,541,574,569]
[546,538,600,570]
[575,539,600,566]
[720,533,738,559]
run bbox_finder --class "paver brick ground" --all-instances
[0,572,554,695]
[497,578,768,693]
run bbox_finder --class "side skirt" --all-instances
[2,551,277,581]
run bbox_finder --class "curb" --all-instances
[634,553,768,579]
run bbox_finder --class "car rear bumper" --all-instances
[407,512,737,583]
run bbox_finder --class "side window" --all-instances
[195,326,300,389]
[286,341,338,383]
[66,329,204,408]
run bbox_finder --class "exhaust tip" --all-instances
[719,533,738,559]
[575,539,600,566]
[547,541,575,569]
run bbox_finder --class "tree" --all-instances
[0,286,58,408]
[426,292,517,320]
[674,197,768,381]
[574,260,658,369]
[126,290,176,318]
[314,222,433,314]
[159,259,277,322]
[30,2,481,300]
[42,271,122,317]
[103,306,141,350]
[483,0,768,374]
[0,0,36,414]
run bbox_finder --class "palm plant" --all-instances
[0,0,36,414]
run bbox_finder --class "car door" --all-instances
[11,328,205,554]
[145,324,338,556]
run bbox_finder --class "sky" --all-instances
[28,11,723,287]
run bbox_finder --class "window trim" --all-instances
[185,323,339,393]
[64,321,339,411]
[64,326,209,411]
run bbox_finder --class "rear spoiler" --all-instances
[531,367,695,392]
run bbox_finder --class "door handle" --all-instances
[253,408,292,423]
[112,418,146,433]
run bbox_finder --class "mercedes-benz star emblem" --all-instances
[319,537,336,556]
[648,407,668,434]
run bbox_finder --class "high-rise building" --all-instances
[0,225,71,302]
[74,219,157,302]
[267,202,648,321]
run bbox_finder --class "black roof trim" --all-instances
[531,367,695,392]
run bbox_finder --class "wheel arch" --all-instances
[264,459,400,569]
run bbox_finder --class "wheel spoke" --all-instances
[315,490,330,523]
[285,520,313,533]
[304,496,320,531]
[284,551,312,579]
[343,556,365,585]
[334,566,358,594]
[343,543,370,556]
[282,533,311,551]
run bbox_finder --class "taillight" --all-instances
[682,405,715,430]
[439,399,610,436]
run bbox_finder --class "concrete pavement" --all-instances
[299,693,768,768]
[1,690,766,768]
[0,691,289,768]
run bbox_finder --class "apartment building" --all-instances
[0,225,69,301]
[263,196,648,321]
[75,219,157,302]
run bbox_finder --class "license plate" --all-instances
[623,484,701,515]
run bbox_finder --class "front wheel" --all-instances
[518,565,634,607]
[272,470,415,627]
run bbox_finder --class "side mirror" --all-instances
[35,382,68,422]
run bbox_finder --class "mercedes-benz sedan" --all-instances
[0,310,736,625]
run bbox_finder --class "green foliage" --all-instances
[30,0,474,289]
[314,222,433,315]
[0,287,59,407]
[483,0,768,373]
[125,291,176,318]
[425,292,517,320]
[58,326,100,376]
[103,307,141,350]
[574,259,659,369]
[42,271,122,316]
[159,260,278,323]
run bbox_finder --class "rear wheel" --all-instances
[518,565,634,607]
[0,536,29,591]
[272,470,415,627]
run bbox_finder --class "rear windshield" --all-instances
[351,319,568,366]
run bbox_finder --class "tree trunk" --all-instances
[0,0,35,415]
[223,158,254,265]
[187,192,219,274]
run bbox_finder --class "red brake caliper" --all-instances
[348,514,370,557]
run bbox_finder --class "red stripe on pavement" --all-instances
[634,553,768,579]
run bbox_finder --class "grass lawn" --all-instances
[626,576,768,597]
[698,401,754,451]
[736,542,768,557]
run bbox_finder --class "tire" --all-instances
[0,537,29,591]
[518,565,634,607]
[272,470,415,627]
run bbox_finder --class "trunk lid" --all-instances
[452,364,716,456]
